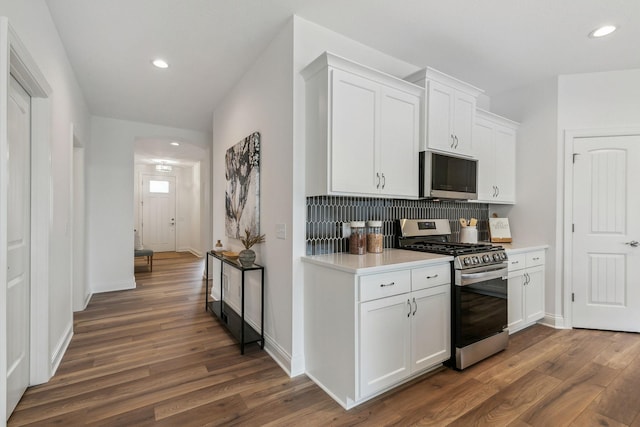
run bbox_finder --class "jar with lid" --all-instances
[349,221,366,255]
[367,220,383,253]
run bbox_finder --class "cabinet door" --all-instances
[379,86,420,198]
[451,91,476,156]
[359,294,411,398]
[331,69,378,194]
[493,124,516,203]
[426,80,454,153]
[524,266,545,324]
[473,118,496,201]
[411,286,451,372]
[507,271,525,333]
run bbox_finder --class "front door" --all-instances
[141,174,176,252]
[6,76,31,417]
[572,135,640,332]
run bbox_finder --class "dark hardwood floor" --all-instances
[8,252,640,426]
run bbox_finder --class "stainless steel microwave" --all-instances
[419,151,478,200]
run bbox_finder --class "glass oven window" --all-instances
[454,276,507,347]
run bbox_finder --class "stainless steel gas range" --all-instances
[397,219,509,370]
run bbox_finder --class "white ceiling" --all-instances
[46,0,640,137]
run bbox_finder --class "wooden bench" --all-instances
[134,249,154,272]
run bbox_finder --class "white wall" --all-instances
[88,117,211,293]
[558,69,640,129]
[212,18,295,372]
[212,15,422,375]
[490,69,640,327]
[73,146,89,312]
[556,69,640,325]
[490,78,560,321]
[0,0,91,371]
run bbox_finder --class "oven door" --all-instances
[454,264,508,348]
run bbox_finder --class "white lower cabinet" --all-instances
[303,257,451,409]
[359,293,412,397]
[359,284,450,398]
[507,250,546,334]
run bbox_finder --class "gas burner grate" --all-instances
[401,242,498,256]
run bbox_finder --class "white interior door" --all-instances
[572,135,640,332]
[141,174,176,252]
[6,75,31,417]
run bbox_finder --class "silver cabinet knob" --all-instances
[625,240,639,247]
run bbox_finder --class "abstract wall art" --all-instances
[225,132,260,239]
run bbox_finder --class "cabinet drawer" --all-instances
[360,270,411,302]
[507,254,526,272]
[526,251,545,267]
[411,263,450,291]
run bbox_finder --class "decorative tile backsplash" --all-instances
[306,196,490,255]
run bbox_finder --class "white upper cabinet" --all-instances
[302,52,422,198]
[405,67,483,157]
[474,109,518,204]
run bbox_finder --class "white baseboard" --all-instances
[264,334,295,377]
[542,313,568,329]
[50,323,73,377]
[92,277,136,293]
[177,247,203,257]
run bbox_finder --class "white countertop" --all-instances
[496,243,550,254]
[301,248,453,274]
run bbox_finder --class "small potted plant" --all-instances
[238,228,266,267]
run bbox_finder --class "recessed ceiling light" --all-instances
[152,58,169,69]
[589,25,617,38]
[170,142,180,146]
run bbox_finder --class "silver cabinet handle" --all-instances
[492,186,497,197]
[412,297,417,316]
[511,260,519,265]
[381,173,385,189]
[496,186,500,197]
[379,282,395,287]
[454,135,459,148]
[407,299,411,317]
[376,172,381,189]
[426,274,438,279]
[625,240,639,247]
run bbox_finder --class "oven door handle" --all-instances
[457,266,508,286]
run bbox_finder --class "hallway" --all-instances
[8,252,327,425]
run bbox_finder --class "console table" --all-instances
[205,251,264,354]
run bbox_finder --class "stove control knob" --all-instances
[464,257,471,266]
[493,253,500,261]
[482,254,490,263]
[501,252,507,260]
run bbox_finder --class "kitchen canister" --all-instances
[349,221,366,255]
[460,225,478,244]
[367,220,383,253]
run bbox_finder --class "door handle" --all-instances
[412,297,417,316]
[450,134,455,148]
[407,299,411,317]
[381,173,385,189]
[376,172,381,189]
[625,240,639,247]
